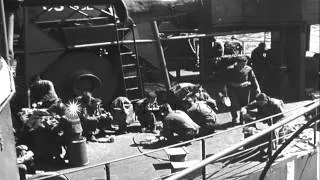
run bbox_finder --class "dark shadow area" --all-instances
[153,163,172,170]
[205,148,267,167]
[131,138,193,150]
[33,160,73,172]
[95,130,116,137]
[126,125,142,133]
[141,141,168,149]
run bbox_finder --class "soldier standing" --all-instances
[224,55,261,124]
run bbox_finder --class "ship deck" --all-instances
[27,100,319,180]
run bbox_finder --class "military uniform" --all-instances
[186,101,216,135]
[241,93,285,152]
[77,94,112,140]
[225,56,261,124]
[29,79,59,108]
[162,109,199,141]
[227,66,260,122]
[134,98,157,132]
[250,43,266,85]
[243,96,284,125]
[212,39,224,58]
[111,97,135,134]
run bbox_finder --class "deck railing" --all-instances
[32,99,319,180]
[167,99,319,180]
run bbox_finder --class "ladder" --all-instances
[114,22,144,102]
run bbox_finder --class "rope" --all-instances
[132,135,169,162]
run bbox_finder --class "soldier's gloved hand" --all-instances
[240,107,247,115]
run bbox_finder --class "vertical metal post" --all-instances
[0,0,9,60]
[268,135,273,159]
[7,12,14,62]
[314,116,318,180]
[24,7,31,107]
[314,105,320,180]
[198,37,207,82]
[201,139,206,180]
[318,140,320,180]
[27,89,31,108]
[268,117,274,159]
[105,163,111,180]
[152,20,171,92]
[314,107,318,147]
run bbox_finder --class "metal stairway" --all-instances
[114,22,144,102]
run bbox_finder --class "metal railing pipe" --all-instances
[166,99,319,180]
[259,116,319,180]
[33,100,316,180]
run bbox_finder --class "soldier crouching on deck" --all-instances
[240,93,285,152]
[182,97,217,136]
[159,103,199,143]
[134,91,159,134]
[241,93,284,126]
[76,91,113,142]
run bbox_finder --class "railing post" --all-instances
[314,107,318,147]
[201,139,206,180]
[105,163,111,180]
[268,117,274,159]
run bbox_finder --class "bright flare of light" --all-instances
[66,100,81,118]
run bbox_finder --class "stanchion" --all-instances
[105,163,111,180]
[201,139,206,180]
